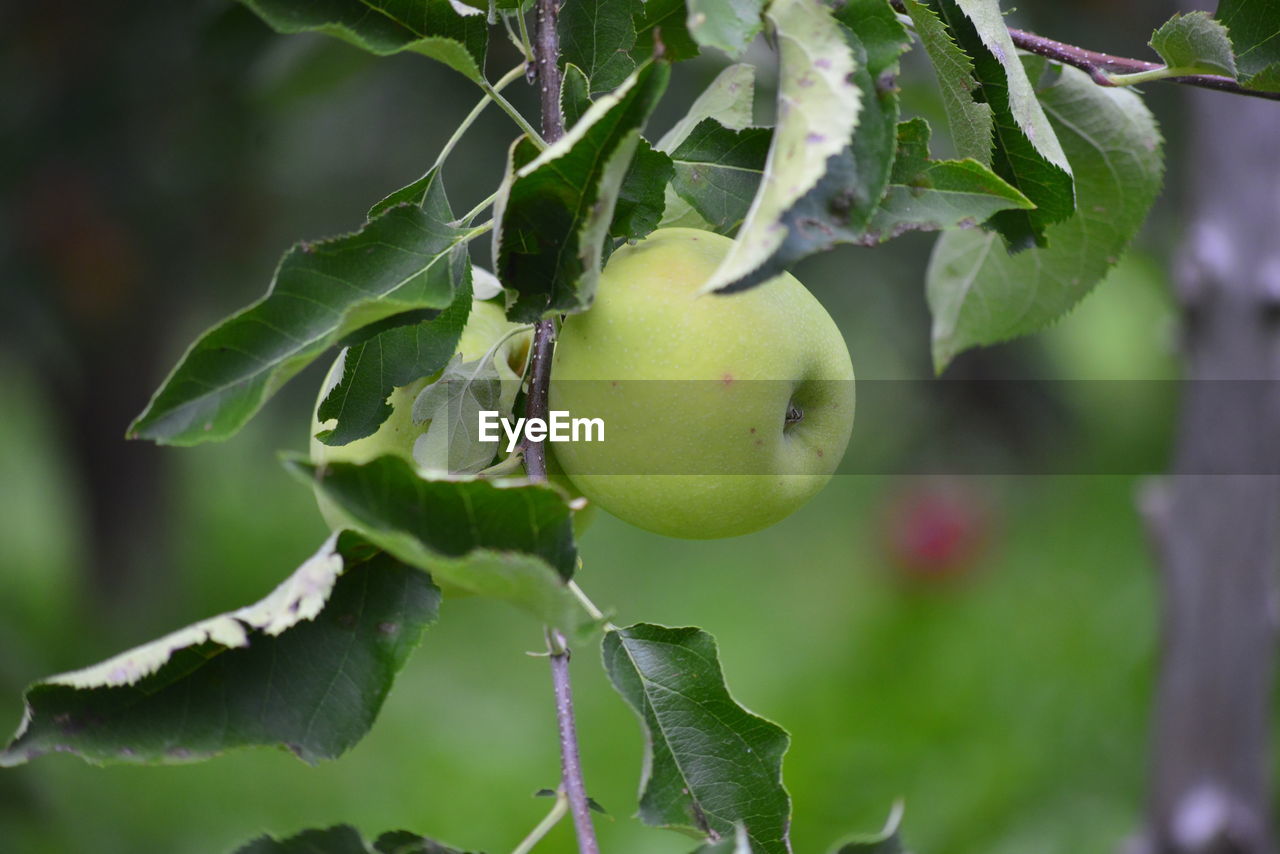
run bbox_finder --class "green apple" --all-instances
[309,298,593,534]
[549,227,855,539]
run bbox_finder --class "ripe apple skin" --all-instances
[308,298,592,536]
[549,228,855,539]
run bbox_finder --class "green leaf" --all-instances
[658,64,759,232]
[371,830,472,854]
[129,189,482,446]
[316,264,473,447]
[633,0,701,62]
[287,457,599,641]
[825,9,908,221]
[900,0,995,164]
[368,163,452,220]
[1216,0,1280,90]
[603,624,791,853]
[828,803,907,853]
[494,62,670,322]
[658,191,719,231]
[688,0,765,58]
[934,0,1075,250]
[666,120,771,234]
[235,825,473,854]
[612,139,676,240]
[831,834,905,854]
[928,61,1164,371]
[703,0,861,292]
[365,137,474,231]
[2,533,438,767]
[1243,61,1280,90]
[840,0,912,79]
[658,63,756,151]
[562,63,593,129]
[239,0,489,83]
[293,457,575,575]
[1150,11,1237,77]
[410,354,504,474]
[863,118,1033,244]
[560,0,641,94]
[367,137,477,226]
[701,3,912,288]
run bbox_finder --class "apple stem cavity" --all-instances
[786,401,805,428]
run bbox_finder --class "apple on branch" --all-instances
[550,228,856,539]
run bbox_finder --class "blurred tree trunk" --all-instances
[1138,73,1280,854]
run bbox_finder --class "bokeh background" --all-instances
[0,1,1208,852]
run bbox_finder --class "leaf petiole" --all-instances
[480,79,548,150]
[477,451,526,477]
[500,12,529,61]
[437,64,529,171]
[516,7,536,71]
[1105,67,1189,87]
[568,582,611,627]
[459,190,501,225]
[511,790,568,854]
[474,324,534,386]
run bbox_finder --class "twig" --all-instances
[534,0,566,142]
[1006,25,1280,101]
[547,628,599,854]
[523,319,556,480]
[522,0,565,484]
[525,1,598,852]
[890,0,1280,102]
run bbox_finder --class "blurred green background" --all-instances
[1,1,1195,852]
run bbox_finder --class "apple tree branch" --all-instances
[524,1,600,852]
[889,0,1280,102]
